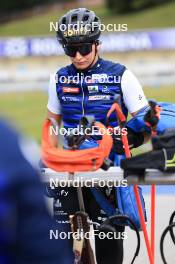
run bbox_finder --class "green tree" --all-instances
[105,0,174,14]
[106,0,133,13]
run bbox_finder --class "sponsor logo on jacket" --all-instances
[87,85,99,93]
[92,73,108,83]
[101,85,110,93]
[61,96,79,102]
[63,87,79,93]
[88,95,110,101]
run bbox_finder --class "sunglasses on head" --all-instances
[63,43,93,57]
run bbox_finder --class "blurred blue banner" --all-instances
[0,28,175,57]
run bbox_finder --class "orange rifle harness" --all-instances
[41,119,113,173]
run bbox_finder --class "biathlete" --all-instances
[46,8,149,264]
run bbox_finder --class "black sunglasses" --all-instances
[63,43,93,57]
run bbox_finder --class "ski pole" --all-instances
[144,100,162,263]
[107,95,154,264]
[151,184,155,263]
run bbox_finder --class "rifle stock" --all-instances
[70,211,96,264]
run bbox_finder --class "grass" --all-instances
[0,91,48,142]
[0,85,174,145]
[144,86,175,103]
[0,2,175,36]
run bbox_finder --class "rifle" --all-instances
[68,116,97,264]
[70,187,96,264]
[47,116,97,263]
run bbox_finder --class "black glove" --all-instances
[144,100,160,128]
[112,128,144,155]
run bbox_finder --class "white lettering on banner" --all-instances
[30,38,63,56]
[0,33,152,58]
[4,38,28,57]
[3,30,175,58]
[100,33,152,52]
[88,95,110,101]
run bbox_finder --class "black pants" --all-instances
[48,186,124,264]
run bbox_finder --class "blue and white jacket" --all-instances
[48,57,148,130]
